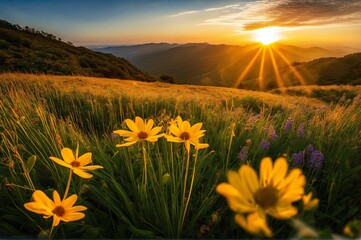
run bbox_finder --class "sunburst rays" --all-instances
[234,43,309,92]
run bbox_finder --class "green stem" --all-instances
[63,170,73,200]
[179,147,190,235]
[181,148,199,226]
[142,142,148,188]
[49,224,55,239]
[225,124,235,172]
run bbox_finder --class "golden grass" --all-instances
[0,73,331,111]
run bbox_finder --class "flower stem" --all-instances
[225,124,235,173]
[63,169,73,200]
[142,142,147,188]
[181,148,199,226]
[49,225,55,239]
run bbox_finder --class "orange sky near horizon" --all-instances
[1,0,360,49]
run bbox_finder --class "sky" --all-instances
[1,0,361,48]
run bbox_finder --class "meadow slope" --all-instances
[0,73,360,238]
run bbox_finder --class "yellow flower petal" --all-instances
[77,153,92,166]
[260,157,273,187]
[62,194,77,208]
[149,126,162,136]
[270,157,288,187]
[61,212,85,222]
[135,116,144,131]
[61,148,75,164]
[24,202,51,216]
[116,141,138,147]
[49,157,72,169]
[113,130,134,137]
[239,165,259,195]
[190,123,203,133]
[124,119,138,133]
[169,124,181,136]
[32,190,54,210]
[81,165,103,171]
[52,216,61,227]
[235,212,272,237]
[145,119,154,132]
[53,191,61,205]
[73,168,93,179]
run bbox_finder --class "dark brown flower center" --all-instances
[52,206,65,217]
[71,160,80,167]
[255,186,279,209]
[179,132,190,140]
[138,131,148,139]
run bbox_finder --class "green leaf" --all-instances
[26,155,37,173]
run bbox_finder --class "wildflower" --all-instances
[259,139,270,150]
[113,116,164,147]
[235,212,272,237]
[305,144,314,154]
[284,117,293,132]
[297,123,305,137]
[246,138,252,145]
[165,116,208,153]
[245,114,259,130]
[307,150,324,170]
[267,124,278,141]
[292,151,304,168]
[237,146,248,163]
[50,148,103,179]
[217,157,306,236]
[24,190,86,227]
[343,220,361,238]
[302,192,319,210]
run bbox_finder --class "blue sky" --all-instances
[1,0,360,48]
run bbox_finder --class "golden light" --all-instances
[253,27,280,45]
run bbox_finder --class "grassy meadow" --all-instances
[0,73,360,238]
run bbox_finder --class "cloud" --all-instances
[203,0,361,30]
[169,3,240,18]
[169,10,200,18]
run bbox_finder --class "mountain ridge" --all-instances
[0,19,155,82]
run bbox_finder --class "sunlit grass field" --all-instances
[0,73,360,238]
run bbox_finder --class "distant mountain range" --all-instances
[0,19,155,82]
[94,43,360,90]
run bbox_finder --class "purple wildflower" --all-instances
[110,132,118,140]
[305,144,314,154]
[292,151,304,167]
[307,150,324,170]
[237,146,248,163]
[259,139,270,150]
[297,123,305,137]
[268,124,278,141]
[284,117,293,132]
[245,114,260,130]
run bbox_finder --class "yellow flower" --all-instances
[235,212,272,237]
[165,116,209,153]
[217,157,305,233]
[302,192,319,210]
[24,190,87,227]
[113,116,164,147]
[50,148,103,179]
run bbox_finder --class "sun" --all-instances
[253,27,280,45]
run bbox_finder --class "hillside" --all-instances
[271,52,361,86]
[94,42,347,88]
[0,19,155,81]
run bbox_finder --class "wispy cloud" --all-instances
[203,0,361,30]
[205,4,240,12]
[169,3,240,18]
[169,10,200,18]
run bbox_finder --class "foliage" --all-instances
[0,73,360,238]
[0,19,155,82]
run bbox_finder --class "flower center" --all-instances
[179,132,190,140]
[52,206,65,217]
[255,186,279,209]
[71,160,80,167]
[138,131,148,139]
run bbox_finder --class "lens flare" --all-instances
[253,27,280,45]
